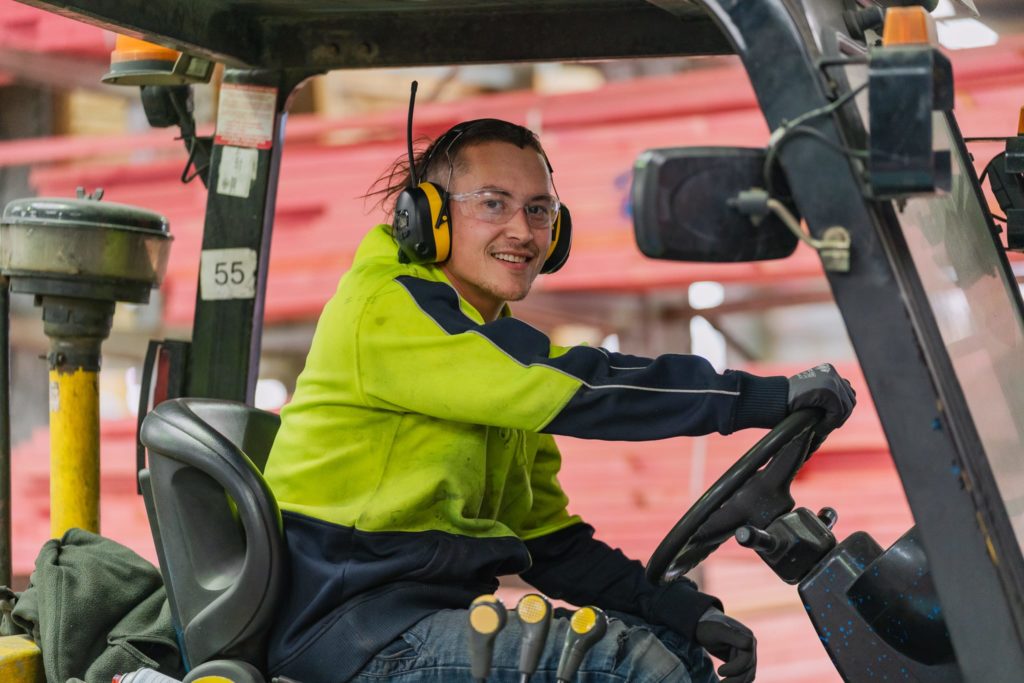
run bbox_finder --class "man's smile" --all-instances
[493,253,528,263]
[490,248,536,268]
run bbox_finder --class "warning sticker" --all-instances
[215,83,278,149]
[216,145,259,198]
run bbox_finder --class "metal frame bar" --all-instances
[185,69,310,402]
[16,0,730,69]
[0,278,9,587]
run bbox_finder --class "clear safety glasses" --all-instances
[448,189,561,230]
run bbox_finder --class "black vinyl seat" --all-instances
[138,397,284,673]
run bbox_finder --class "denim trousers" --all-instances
[350,607,718,683]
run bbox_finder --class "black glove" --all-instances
[695,607,756,683]
[787,363,856,431]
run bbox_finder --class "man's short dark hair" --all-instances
[366,118,547,214]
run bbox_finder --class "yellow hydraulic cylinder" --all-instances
[0,635,43,683]
[1,192,170,545]
[48,366,100,537]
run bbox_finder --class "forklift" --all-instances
[1,0,1022,681]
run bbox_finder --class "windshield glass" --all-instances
[897,113,1024,544]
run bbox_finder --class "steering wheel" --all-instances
[646,408,826,585]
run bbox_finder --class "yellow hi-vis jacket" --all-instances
[264,225,788,682]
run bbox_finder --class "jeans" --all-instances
[350,608,718,683]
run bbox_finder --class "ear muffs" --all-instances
[393,181,451,264]
[393,119,572,272]
[394,188,572,273]
[541,204,572,274]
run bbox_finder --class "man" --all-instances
[264,119,855,683]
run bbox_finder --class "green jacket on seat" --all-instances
[2,529,182,683]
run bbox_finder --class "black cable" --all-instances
[780,81,867,131]
[180,135,212,185]
[407,81,419,186]
[964,136,1015,144]
[816,56,869,72]
[180,137,198,184]
[762,83,868,196]
[163,87,212,186]
[764,125,868,196]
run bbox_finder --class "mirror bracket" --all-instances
[730,188,852,272]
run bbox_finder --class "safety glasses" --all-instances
[448,189,560,230]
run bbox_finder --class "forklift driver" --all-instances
[262,119,856,683]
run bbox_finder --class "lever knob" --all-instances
[556,606,608,683]
[817,507,839,530]
[516,593,553,682]
[735,525,779,553]
[468,595,507,683]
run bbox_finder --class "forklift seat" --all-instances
[138,398,284,673]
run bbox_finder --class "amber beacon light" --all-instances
[882,6,939,47]
[102,34,213,86]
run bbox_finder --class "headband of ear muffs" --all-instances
[393,120,572,274]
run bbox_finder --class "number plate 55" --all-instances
[200,247,258,300]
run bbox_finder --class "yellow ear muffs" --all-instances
[394,118,569,272]
[540,204,572,274]
[393,181,452,264]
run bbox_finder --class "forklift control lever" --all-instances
[816,507,838,530]
[516,593,553,683]
[468,595,507,683]
[735,525,778,554]
[556,607,608,683]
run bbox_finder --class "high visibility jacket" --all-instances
[264,225,788,682]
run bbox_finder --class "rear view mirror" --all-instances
[632,147,799,262]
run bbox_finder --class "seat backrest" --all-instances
[138,397,283,671]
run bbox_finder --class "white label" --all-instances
[214,83,278,149]
[216,145,259,198]
[49,381,59,413]
[200,248,258,300]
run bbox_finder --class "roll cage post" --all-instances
[687,0,1024,678]
[183,68,314,402]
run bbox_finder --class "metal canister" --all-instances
[0,187,172,304]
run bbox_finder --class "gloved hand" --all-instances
[787,363,856,431]
[695,607,756,683]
